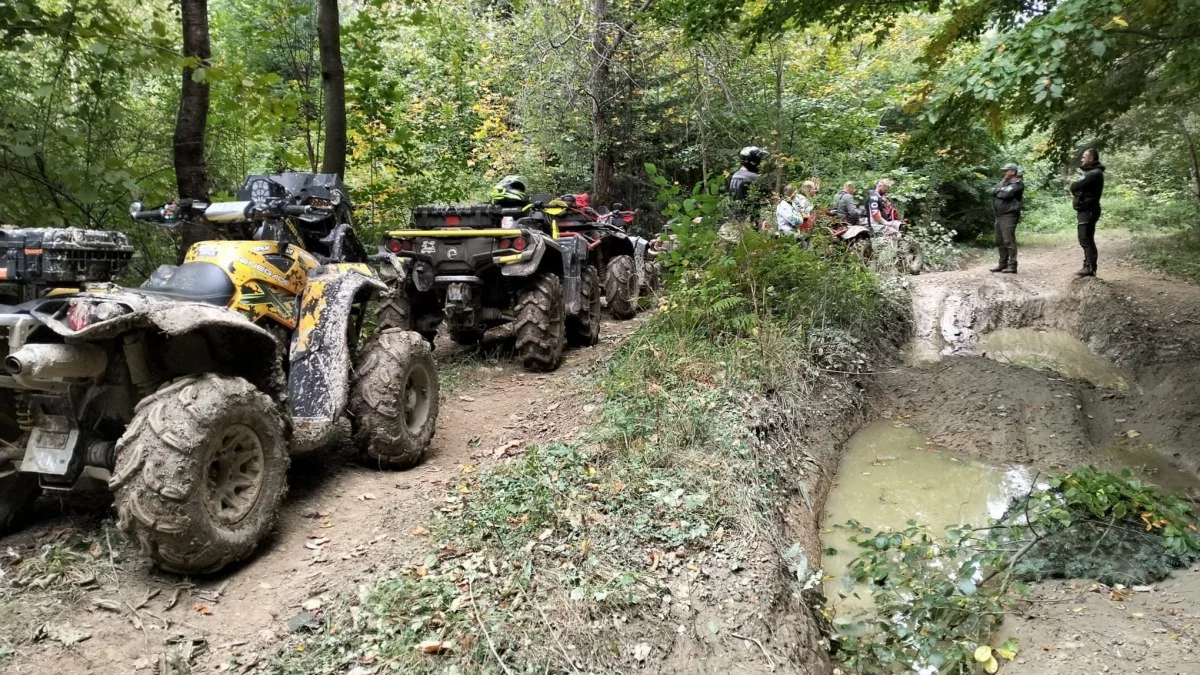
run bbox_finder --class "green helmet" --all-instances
[490,174,528,206]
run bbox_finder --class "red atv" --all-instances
[543,194,642,319]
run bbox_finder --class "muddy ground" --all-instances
[3,233,1200,675]
[0,316,648,674]
[872,234,1200,675]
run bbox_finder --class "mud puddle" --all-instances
[978,328,1127,389]
[821,420,1032,620]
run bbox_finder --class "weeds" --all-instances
[272,173,908,673]
[1,520,124,592]
[830,468,1200,674]
[1133,230,1200,283]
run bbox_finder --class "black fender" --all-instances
[30,291,284,398]
[289,264,387,452]
[600,232,636,259]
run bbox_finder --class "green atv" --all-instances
[379,203,600,372]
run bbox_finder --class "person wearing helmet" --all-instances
[490,175,529,206]
[729,146,767,202]
[990,163,1024,274]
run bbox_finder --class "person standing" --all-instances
[1070,148,1105,277]
[990,163,1024,274]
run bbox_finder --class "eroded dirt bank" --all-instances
[868,235,1200,674]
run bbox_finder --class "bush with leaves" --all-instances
[831,467,1200,674]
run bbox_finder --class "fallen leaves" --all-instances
[491,440,525,459]
[410,526,432,537]
[305,536,331,551]
[416,639,455,654]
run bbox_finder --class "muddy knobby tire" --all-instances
[0,473,40,535]
[350,329,438,469]
[377,292,413,332]
[849,237,873,263]
[605,254,639,320]
[514,273,566,372]
[110,374,288,574]
[566,264,601,347]
[641,260,664,295]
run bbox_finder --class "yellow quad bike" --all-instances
[0,175,437,574]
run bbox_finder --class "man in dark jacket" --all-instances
[990,163,1024,273]
[1070,148,1105,277]
[729,146,766,198]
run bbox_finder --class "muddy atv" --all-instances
[380,204,598,372]
[539,196,641,320]
[0,175,438,574]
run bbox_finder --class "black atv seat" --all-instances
[139,261,237,306]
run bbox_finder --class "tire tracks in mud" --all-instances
[0,316,649,675]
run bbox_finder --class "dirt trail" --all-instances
[871,234,1200,675]
[0,316,647,674]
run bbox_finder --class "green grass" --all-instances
[268,208,910,675]
[1133,230,1200,283]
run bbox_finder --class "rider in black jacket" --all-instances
[990,163,1024,274]
[728,146,767,222]
[1070,148,1105,277]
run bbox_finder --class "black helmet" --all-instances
[490,174,528,205]
[739,146,768,170]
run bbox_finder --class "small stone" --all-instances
[287,611,320,633]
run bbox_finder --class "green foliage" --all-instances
[907,220,959,270]
[833,468,1200,673]
[1133,229,1200,283]
[833,520,1021,675]
[1007,466,1200,584]
[646,165,896,345]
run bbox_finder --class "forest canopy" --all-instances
[1,0,1197,257]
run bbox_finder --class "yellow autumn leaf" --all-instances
[974,646,993,662]
[995,646,1017,660]
[984,656,999,674]
[1112,15,1128,27]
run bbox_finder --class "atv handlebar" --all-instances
[129,204,164,221]
[129,199,333,225]
[282,203,333,217]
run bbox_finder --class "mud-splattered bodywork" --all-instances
[289,264,385,451]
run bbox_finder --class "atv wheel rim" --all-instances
[205,424,265,525]
[403,364,433,435]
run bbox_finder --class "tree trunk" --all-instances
[174,0,210,201]
[174,0,212,262]
[318,0,346,178]
[1177,113,1200,210]
[589,0,614,205]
